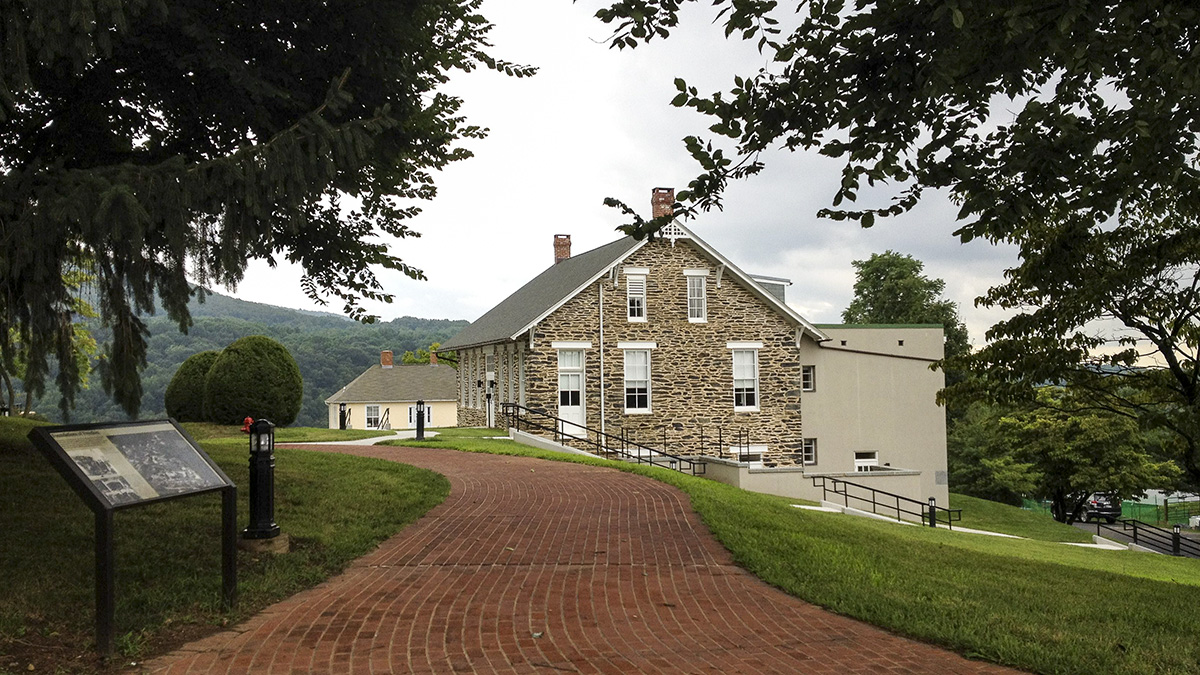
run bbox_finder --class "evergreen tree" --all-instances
[164,350,220,422]
[0,0,533,417]
[203,336,302,426]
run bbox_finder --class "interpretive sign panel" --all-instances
[28,419,236,656]
[43,421,229,508]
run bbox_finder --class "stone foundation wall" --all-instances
[458,406,489,428]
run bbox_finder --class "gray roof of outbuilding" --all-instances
[324,364,458,404]
[440,236,641,350]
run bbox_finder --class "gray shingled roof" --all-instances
[324,364,457,404]
[440,236,640,350]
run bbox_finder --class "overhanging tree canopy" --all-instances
[596,1,1200,239]
[0,0,532,416]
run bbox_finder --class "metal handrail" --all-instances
[1097,519,1200,558]
[500,403,706,476]
[811,475,962,529]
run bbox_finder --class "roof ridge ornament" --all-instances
[661,220,688,244]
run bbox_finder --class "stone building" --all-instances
[440,188,948,504]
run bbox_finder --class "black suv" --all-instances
[1079,493,1122,523]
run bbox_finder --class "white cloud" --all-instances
[231,0,1020,348]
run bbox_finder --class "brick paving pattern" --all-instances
[144,445,1020,674]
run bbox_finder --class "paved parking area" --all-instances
[144,445,1020,674]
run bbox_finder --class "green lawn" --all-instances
[388,429,1200,675]
[0,419,447,673]
[951,492,1094,542]
[7,421,1199,675]
[180,422,395,442]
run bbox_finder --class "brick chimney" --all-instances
[430,351,438,366]
[381,350,393,368]
[651,187,674,219]
[554,234,571,264]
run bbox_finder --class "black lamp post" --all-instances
[486,380,496,428]
[416,399,426,440]
[338,402,347,430]
[244,419,280,539]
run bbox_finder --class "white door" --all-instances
[557,350,585,437]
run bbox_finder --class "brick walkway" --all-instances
[144,445,1020,674]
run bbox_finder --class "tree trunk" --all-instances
[21,389,32,417]
[1066,496,1087,526]
[0,369,13,413]
[1050,490,1087,525]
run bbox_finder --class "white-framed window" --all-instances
[684,269,708,322]
[623,349,651,413]
[802,438,817,465]
[408,405,433,425]
[627,274,646,321]
[732,349,759,411]
[557,349,583,407]
[365,405,381,429]
[855,451,879,472]
[802,365,816,392]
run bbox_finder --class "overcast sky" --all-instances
[231,0,1020,346]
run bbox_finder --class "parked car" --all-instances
[1079,493,1122,523]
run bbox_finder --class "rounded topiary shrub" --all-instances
[202,335,303,426]
[164,350,221,422]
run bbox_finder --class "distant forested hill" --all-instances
[30,290,468,427]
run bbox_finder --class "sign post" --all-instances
[28,420,237,656]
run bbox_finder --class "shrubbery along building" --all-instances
[440,188,949,504]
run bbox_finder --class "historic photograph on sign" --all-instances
[50,422,227,507]
[107,427,225,497]
[65,451,147,506]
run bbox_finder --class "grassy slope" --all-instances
[951,492,1094,542]
[0,422,447,671]
[390,430,1200,675]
